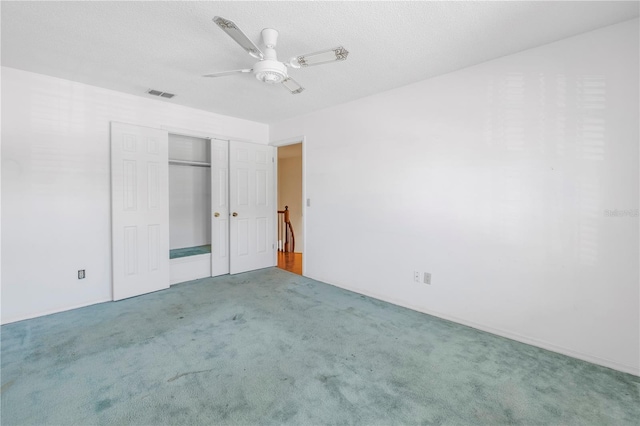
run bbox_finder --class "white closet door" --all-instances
[229,141,275,274]
[111,122,170,300]
[211,139,230,277]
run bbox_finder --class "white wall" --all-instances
[278,147,303,253]
[1,67,268,323]
[169,165,211,249]
[169,134,211,250]
[271,20,640,375]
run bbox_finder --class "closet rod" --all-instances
[169,159,211,168]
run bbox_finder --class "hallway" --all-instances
[277,252,302,275]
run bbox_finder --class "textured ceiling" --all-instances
[2,1,638,123]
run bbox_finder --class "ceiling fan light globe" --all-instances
[259,72,283,84]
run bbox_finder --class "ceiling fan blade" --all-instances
[290,46,349,68]
[213,16,264,60]
[282,77,304,94]
[203,69,253,78]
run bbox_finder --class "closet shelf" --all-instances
[169,159,211,167]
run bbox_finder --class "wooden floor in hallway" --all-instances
[277,252,302,275]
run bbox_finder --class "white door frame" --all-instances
[160,125,256,145]
[270,136,306,275]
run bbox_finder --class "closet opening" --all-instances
[168,134,213,284]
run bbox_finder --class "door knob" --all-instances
[214,212,220,217]
[232,212,238,217]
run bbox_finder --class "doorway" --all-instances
[276,143,303,275]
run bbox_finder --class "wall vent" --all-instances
[147,89,175,99]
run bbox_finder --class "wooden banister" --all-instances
[277,206,295,253]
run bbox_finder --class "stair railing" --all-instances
[277,206,295,253]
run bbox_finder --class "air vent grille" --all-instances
[147,89,175,99]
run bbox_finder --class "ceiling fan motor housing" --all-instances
[254,28,287,84]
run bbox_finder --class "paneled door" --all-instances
[111,122,170,300]
[211,138,230,277]
[229,140,275,274]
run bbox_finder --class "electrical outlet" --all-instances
[414,271,420,283]
[424,272,431,285]
[78,270,85,279]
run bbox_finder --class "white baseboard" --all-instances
[170,254,211,285]
[1,298,112,325]
[307,273,640,377]
[2,253,212,325]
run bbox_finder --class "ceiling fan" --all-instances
[204,16,349,94]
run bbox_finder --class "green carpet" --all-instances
[1,268,638,425]
[169,244,212,259]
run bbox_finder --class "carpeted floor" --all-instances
[1,268,638,425]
